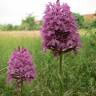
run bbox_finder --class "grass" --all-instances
[0,29,96,96]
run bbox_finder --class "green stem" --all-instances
[21,80,23,96]
[59,53,63,96]
[60,53,63,76]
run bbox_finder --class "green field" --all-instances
[0,29,96,96]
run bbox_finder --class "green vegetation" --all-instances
[73,13,96,29]
[73,13,84,28]
[0,13,95,31]
[0,29,96,96]
[0,24,19,31]
[91,18,96,28]
[20,15,40,30]
[0,15,41,31]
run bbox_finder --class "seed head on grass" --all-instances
[41,1,81,56]
[7,47,36,83]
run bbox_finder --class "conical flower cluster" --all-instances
[7,47,36,82]
[41,1,81,55]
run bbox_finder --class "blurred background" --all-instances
[0,0,96,31]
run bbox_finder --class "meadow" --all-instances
[0,29,96,96]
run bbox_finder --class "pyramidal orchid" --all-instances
[41,1,81,95]
[7,47,36,95]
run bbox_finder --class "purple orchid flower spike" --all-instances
[7,47,36,95]
[41,1,81,56]
[7,47,36,83]
[41,0,81,95]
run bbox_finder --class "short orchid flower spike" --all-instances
[7,47,36,83]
